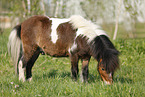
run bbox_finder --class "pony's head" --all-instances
[97,48,119,85]
[90,35,119,85]
[98,59,113,84]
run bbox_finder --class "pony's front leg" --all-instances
[81,58,90,83]
[70,54,79,81]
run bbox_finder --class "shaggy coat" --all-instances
[8,15,119,84]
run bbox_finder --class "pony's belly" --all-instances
[43,48,69,57]
[39,38,71,57]
[45,51,69,57]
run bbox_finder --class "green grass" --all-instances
[0,28,145,97]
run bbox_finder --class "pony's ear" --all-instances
[100,59,102,63]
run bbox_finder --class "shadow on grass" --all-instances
[88,73,101,83]
[34,69,133,84]
[47,69,71,78]
[88,73,133,84]
[47,69,58,78]
[60,72,71,78]
[35,69,71,79]
[114,77,133,84]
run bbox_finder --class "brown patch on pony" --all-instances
[21,15,51,62]
[21,15,77,58]
[53,22,77,56]
[75,35,91,59]
[40,22,77,57]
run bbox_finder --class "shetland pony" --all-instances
[8,15,119,84]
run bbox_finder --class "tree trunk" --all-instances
[27,0,31,14]
[113,0,122,40]
[54,1,59,17]
[41,0,46,15]
[22,0,26,18]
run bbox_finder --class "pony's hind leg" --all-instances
[19,45,40,82]
[18,58,25,82]
[25,48,40,81]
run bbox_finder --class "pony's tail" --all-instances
[8,24,22,75]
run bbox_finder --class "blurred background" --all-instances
[0,0,145,39]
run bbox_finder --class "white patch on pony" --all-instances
[95,29,108,36]
[104,72,112,85]
[109,72,112,77]
[18,60,25,82]
[104,80,111,85]
[70,15,108,42]
[68,42,77,54]
[50,18,70,43]
[80,71,84,82]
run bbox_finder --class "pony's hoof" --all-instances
[19,77,25,82]
[102,81,112,85]
[27,77,32,82]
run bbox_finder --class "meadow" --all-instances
[0,28,145,97]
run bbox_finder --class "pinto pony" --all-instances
[8,15,119,84]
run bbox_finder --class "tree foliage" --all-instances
[1,0,145,38]
[2,0,44,22]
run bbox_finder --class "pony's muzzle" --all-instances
[104,79,113,85]
[100,74,113,85]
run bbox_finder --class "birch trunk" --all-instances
[54,1,59,17]
[22,0,26,18]
[41,0,46,15]
[27,0,31,14]
[113,0,122,40]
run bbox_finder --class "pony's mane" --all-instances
[90,35,119,73]
[69,15,107,42]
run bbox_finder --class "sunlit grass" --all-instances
[0,28,145,96]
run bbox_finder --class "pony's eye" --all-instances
[101,68,104,71]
